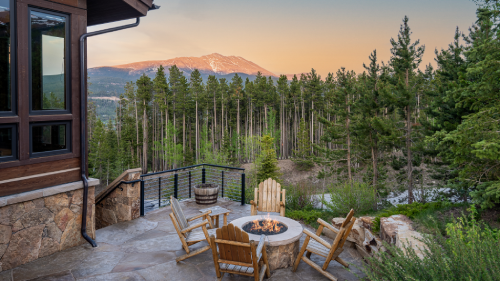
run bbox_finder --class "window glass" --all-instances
[30,10,67,111]
[0,126,13,157]
[0,0,11,112]
[32,124,67,153]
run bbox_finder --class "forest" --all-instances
[88,7,500,211]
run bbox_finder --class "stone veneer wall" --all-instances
[95,168,141,230]
[0,179,99,272]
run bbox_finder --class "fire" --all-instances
[248,213,284,234]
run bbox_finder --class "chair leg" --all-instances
[293,236,310,272]
[176,244,211,262]
[261,246,271,278]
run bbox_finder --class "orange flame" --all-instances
[248,213,284,233]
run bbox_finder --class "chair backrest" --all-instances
[257,178,282,212]
[216,224,253,264]
[170,196,189,230]
[329,209,355,254]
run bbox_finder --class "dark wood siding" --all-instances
[0,169,81,196]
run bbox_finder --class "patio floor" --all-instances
[0,199,367,281]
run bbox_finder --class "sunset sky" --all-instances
[87,0,478,77]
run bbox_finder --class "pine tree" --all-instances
[388,16,425,203]
[293,118,313,170]
[136,74,153,173]
[256,134,281,183]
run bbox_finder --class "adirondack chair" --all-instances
[250,178,285,216]
[209,224,271,281]
[292,209,356,281]
[169,196,216,262]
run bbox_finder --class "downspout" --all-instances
[79,18,141,247]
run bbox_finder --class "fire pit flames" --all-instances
[242,214,288,235]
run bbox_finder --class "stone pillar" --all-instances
[0,179,99,272]
[95,168,142,230]
[266,239,300,271]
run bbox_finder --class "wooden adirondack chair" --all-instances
[292,209,356,281]
[209,224,271,281]
[169,196,216,262]
[250,178,285,216]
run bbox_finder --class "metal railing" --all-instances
[139,164,245,215]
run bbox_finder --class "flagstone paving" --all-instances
[0,199,367,281]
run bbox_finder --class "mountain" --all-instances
[88,53,278,97]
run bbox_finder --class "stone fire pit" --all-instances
[230,215,302,270]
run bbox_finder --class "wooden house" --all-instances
[0,0,157,271]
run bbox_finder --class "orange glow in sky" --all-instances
[87,0,477,77]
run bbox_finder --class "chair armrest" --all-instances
[250,200,257,206]
[181,219,210,234]
[187,210,211,222]
[256,234,266,257]
[303,229,331,249]
[318,218,339,234]
[280,201,285,206]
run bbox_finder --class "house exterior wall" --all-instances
[0,179,98,272]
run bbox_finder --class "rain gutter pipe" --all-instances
[79,18,141,247]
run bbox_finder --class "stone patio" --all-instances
[0,199,367,281]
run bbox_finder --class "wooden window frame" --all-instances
[29,120,71,158]
[0,0,17,117]
[28,6,71,115]
[0,123,18,162]
[0,0,85,170]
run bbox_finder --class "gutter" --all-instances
[79,18,141,247]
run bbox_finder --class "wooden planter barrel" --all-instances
[194,184,219,205]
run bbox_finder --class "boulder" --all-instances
[0,225,11,244]
[379,215,413,244]
[395,230,427,259]
[38,237,60,258]
[360,216,375,230]
[331,217,365,246]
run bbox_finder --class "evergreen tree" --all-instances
[293,118,313,170]
[256,134,281,183]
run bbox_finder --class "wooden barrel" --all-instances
[194,184,219,205]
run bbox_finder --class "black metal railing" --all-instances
[139,164,245,215]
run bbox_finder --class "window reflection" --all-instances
[0,127,12,157]
[32,124,67,153]
[0,0,11,112]
[30,10,67,111]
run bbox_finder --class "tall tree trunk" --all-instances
[346,96,352,183]
[406,69,414,203]
[195,99,199,162]
[134,99,140,168]
[142,101,148,174]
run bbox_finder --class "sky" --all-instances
[87,0,478,78]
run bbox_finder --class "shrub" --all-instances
[364,206,500,281]
[371,201,459,233]
[322,181,377,215]
[285,180,318,211]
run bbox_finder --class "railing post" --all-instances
[189,171,192,198]
[202,167,206,184]
[140,179,145,216]
[158,177,161,208]
[174,174,178,199]
[221,171,224,198]
[241,173,245,205]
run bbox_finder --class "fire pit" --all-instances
[231,215,302,270]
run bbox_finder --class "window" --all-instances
[30,122,71,157]
[0,124,17,162]
[0,0,15,115]
[29,8,69,114]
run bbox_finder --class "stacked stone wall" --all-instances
[0,186,95,272]
[95,169,141,229]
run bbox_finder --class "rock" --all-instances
[331,217,365,246]
[70,204,81,214]
[266,240,300,271]
[44,193,70,215]
[0,225,11,244]
[55,208,74,232]
[60,215,84,251]
[12,220,23,233]
[38,237,60,258]
[0,203,25,226]
[395,230,427,259]
[19,208,54,229]
[363,228,378,253]
[44,222,62,243]
[0,243,8,259]
[24,201,36,212]
[71,190,83,206]
[0,224,45,270]
[33,198,45,209]
[379,215,414,244]
[360,216,375,230]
